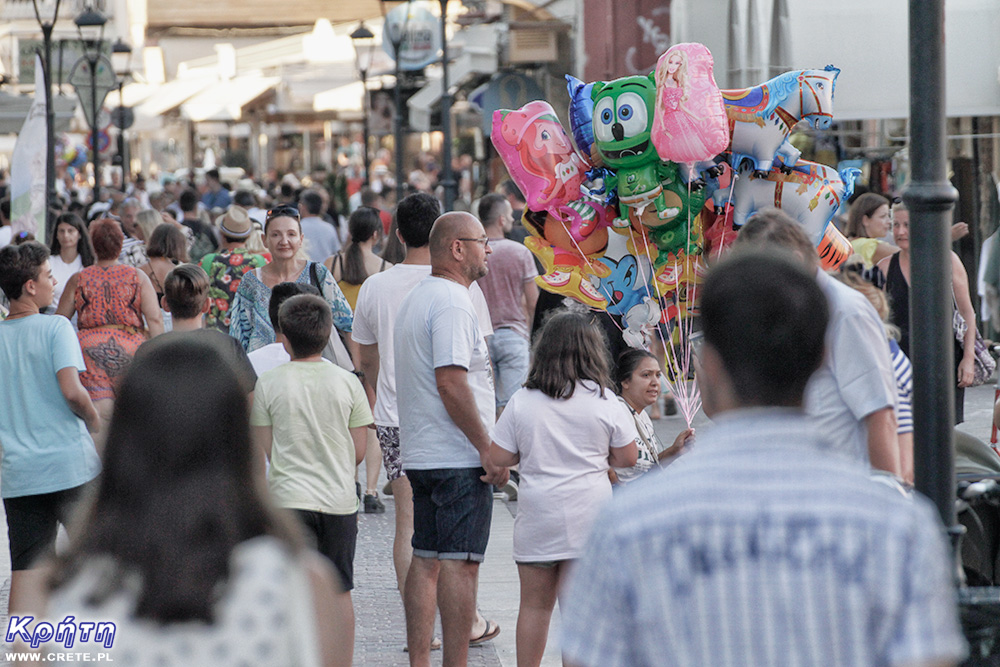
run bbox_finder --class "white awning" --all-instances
[132,77,216,131]
[313,81,365,114]
[180,75,281,122]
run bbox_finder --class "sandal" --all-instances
[469,619,500,646]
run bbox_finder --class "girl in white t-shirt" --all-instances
[490,312,638,667]
[48,213,95,308]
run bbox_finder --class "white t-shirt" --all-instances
[492,383,637,562]
[247,342,291,376]
[394,276,495,469]
[49,254,83,307]
[352,264,493,427]
[250,361,373,515]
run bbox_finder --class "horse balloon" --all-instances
[722,66,840,177]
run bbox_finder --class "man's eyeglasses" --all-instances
[266,204,301,222]
[457,237,490,248]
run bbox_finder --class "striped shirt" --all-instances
[889,338,914,433]
[561,409,965,667]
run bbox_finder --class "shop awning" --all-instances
[132,76,216,131]
[180,75,281,122]
[313,80,365,115]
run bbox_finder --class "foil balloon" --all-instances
[591,227,661,348]
[589,75,705,265]
[721,66,839,176]
[816,223,852,271]
[521,206,611,309]
[730,160,860,245]
[651,43,729,183]
[535,268,608,310]
[492,101,589,216]
[566,75,597,163]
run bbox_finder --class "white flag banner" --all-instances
[11,53,48,242]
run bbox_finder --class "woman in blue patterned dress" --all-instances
[229,204,354,354]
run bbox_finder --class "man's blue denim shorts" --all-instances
[407,467,494,562]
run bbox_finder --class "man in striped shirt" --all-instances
[562,250,965,667]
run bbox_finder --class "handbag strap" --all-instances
[308,261,322,293]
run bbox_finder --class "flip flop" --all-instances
[469,619,500,646]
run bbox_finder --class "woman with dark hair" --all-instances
[323,207,392,310]
[56,218,163,427]
[49,213,95,309]
[140,223,189,302]
[40,337,352,665]
[229,204,353,355]
[489,312,638,666]
[845,192,895,288]
[610,348,693,486]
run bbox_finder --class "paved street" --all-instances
[0,379,997,665]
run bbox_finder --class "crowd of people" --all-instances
[0,163,975,666]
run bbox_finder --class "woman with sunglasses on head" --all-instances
[229,204,355,356]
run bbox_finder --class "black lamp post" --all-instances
[31,0,63,233]
[438,0,456,212]
[382,0,408,205]
[350,23,375,188]
[111,38,132,183]
[73,5,107,189]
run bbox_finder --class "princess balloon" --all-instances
[651,43,729,184]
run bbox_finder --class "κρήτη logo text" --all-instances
[5,616,116,650]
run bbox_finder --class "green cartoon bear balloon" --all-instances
[591,73,705,265]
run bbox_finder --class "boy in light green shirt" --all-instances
[250,294,372,648]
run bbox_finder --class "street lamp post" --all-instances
[31,0,63,233]
[350,23,375,188]
[438,0,456,212]
[73,5,107,189]
[111,38,132,184]
[383,3,407,205]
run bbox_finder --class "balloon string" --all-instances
[676,176,701,425]
[632,215,698,427]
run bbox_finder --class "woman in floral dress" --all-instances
[56,218,164,430]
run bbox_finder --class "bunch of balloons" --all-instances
[491,42,856,423]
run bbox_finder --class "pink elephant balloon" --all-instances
[651,43,729,181]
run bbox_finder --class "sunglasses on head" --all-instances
[266,204,301,222]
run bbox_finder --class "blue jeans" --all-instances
[407,468,494,562]
[488,327,530,409]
